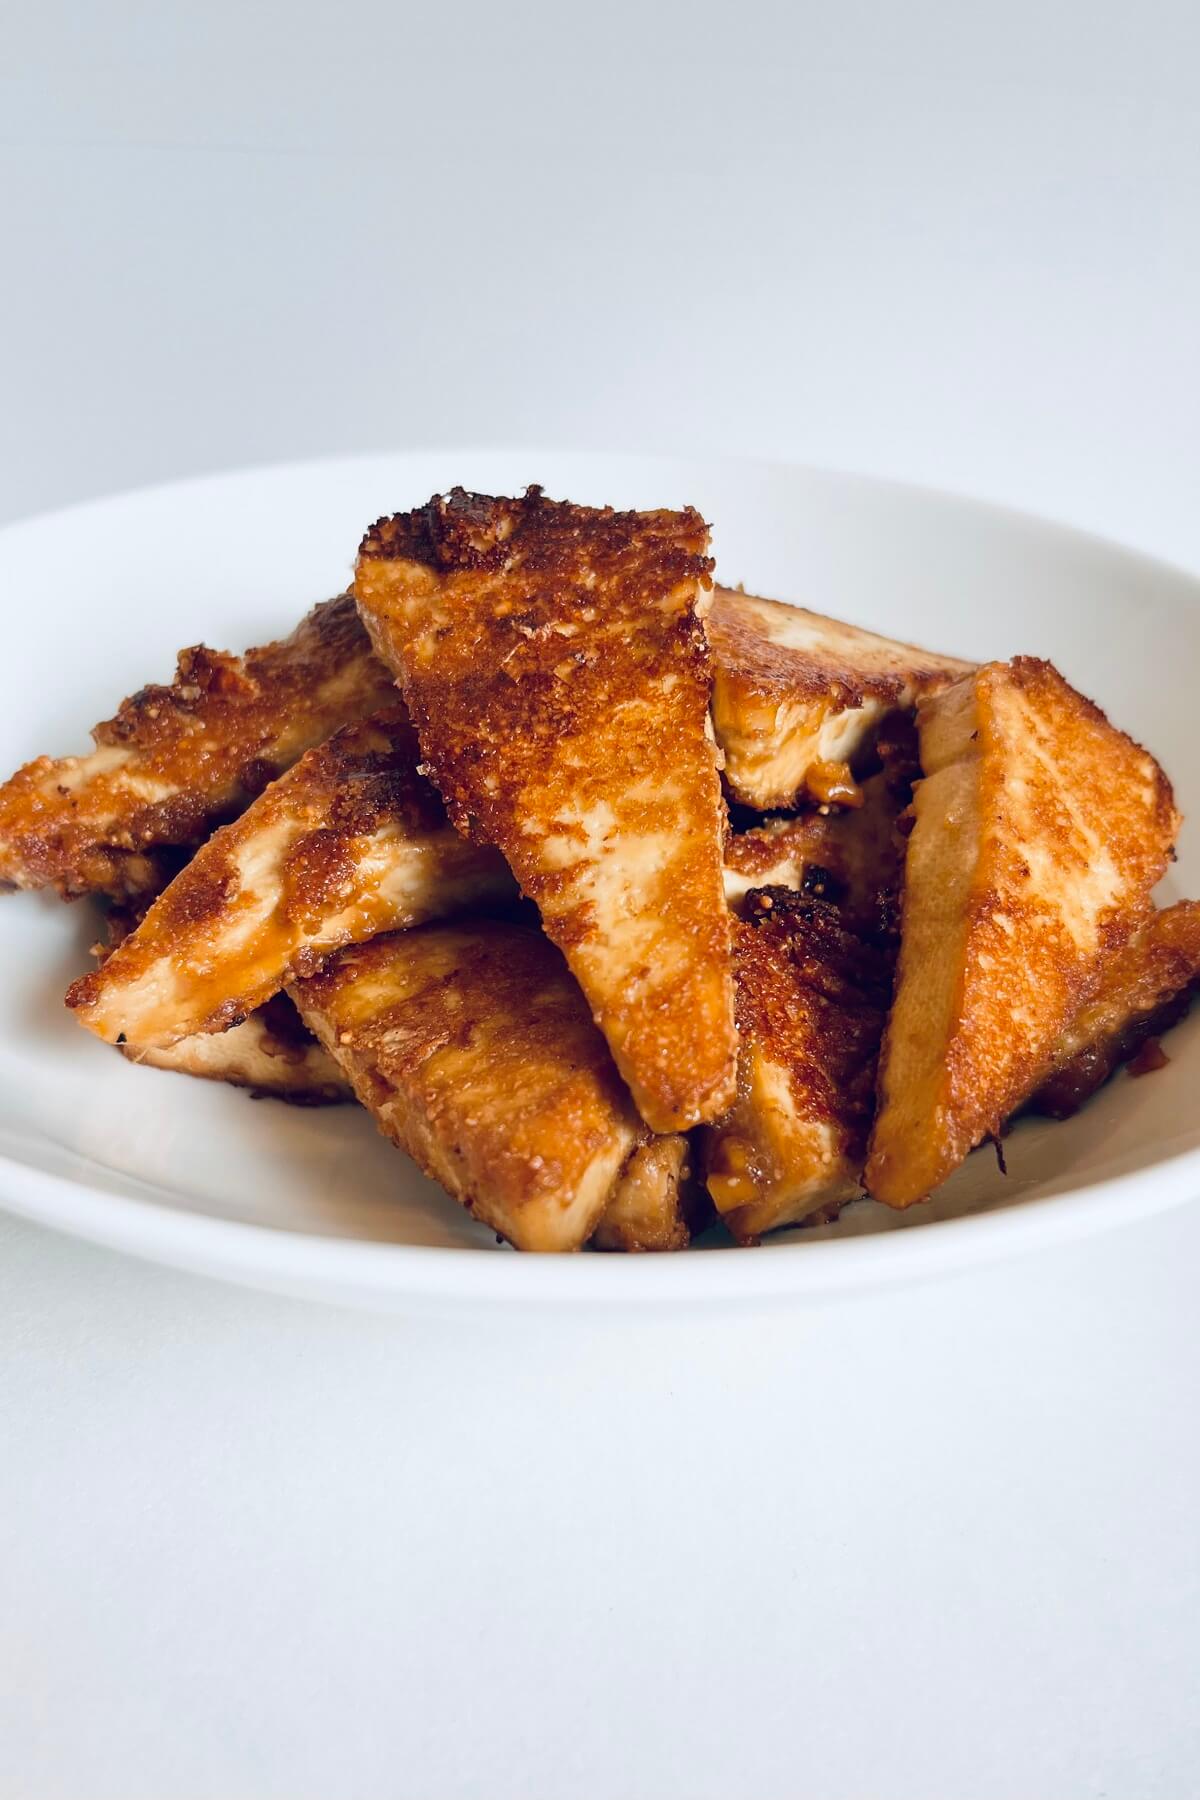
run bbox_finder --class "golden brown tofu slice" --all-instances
[292,922,646,1253]
[65,710,513,1048]
[708,586,972,810]
[354,487,735,1133]
[91,896,350,1103]
[0,595,397,898]
[867,659,1180,1207]
[1032,900,1200,1118]
[703,890,894,1242]
[590,1134,700,1253]
[122,995,352,1103]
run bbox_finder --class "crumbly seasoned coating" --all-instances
[708,586,972,810]
[591,1134,703,1253]
[0,595,397,898]
[1032,900,1200,1117]
[292,922,646,1253]
[95,897,350,1103]
[66,709,513,1048]
[703,886,895,1242]
[355,487,736,1133]
[867,659,1180,1207]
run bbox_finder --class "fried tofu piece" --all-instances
[708,586,972,810]
[591,1134,701,1253]
[292,922,648,1253]
[92,899,350,1103]
[866,659,1180,1207]
[65,710,513,1048]
[354,487,735,1133]
[703,889,894,1241]
[707,734,917,1237]
[0,595,397,898]
[122,995,352,1103]
[1032,900,1200,1117]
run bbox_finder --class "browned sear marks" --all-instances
[66,709,514,1048]
[867,658,1180,1207]
[1031,899,1200,1117]
[355,487,736,1133]
[292,920,651,1253]
[94,887,350,1103]
[0,595,397,898]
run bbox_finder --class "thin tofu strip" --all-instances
[292,922,650,1253]
[354,487,736,1134]
[704,890,893,1242]
[705,731,916,1238]
[91,892,350,1103]
[124,994,352,1103]
[0,595,397,898]
[66,710,514,1048]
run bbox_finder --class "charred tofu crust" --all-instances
[0,595,397,898]
[65,709,513,1047]
[704,888,894,1242]
[355,487,736,1133]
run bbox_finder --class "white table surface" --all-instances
[3,4,1199,1796]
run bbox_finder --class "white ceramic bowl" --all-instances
[1,449,1197,1308]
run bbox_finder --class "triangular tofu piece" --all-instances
[866,658,1180,1206]
[292,921,657,1253]
[354,487,735,1132]
[0,595,395,899]
[705,889,894,1242]
[1032,900,1200,1118]
[708,586,972,810]
[65,709,513,1048]
[116,996,353,1102]
[87,893,351,1103]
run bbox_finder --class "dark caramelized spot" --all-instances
[361,485,713,587]
[355,488,732,1132]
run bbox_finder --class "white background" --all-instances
[3,4,1199,1796]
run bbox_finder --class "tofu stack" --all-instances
[6,486,1196,1250]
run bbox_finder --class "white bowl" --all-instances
[1,449,1197,1309]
